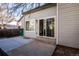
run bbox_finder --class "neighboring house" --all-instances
[6,25,18,29]
[0,20,18,29]
[21,3,79,49]
[6,20,18,29]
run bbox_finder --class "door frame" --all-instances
[38,16,57,39]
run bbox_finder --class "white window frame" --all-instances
[26,20,35,32]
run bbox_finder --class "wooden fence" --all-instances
[0,29,21,38]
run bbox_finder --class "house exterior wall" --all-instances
[21,4,79,48]
[22,6,57,39]
[58,3,79,48]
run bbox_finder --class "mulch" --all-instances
[52,45,79,56]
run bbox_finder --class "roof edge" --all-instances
[22,3,56,15]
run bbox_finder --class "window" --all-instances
[26,21,35,31]
[26,21,29,30]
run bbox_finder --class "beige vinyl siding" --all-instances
[24,6,56,20]
[58,3,79,48]
[23,6,57,38]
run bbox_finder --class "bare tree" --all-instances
[9,3,46,22]
[0,3,45,29]
[0,3,12,29]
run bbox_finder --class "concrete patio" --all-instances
[0,36,56,56]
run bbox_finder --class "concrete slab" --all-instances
[7,40,56,56]
[0,36,34,53]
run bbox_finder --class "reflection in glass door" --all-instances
[46,18,54,37]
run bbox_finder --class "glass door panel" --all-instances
[46,18,54,37]
[39,19,44,36]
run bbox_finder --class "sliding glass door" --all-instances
[46,18,54,37]
[39,18,54,37]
